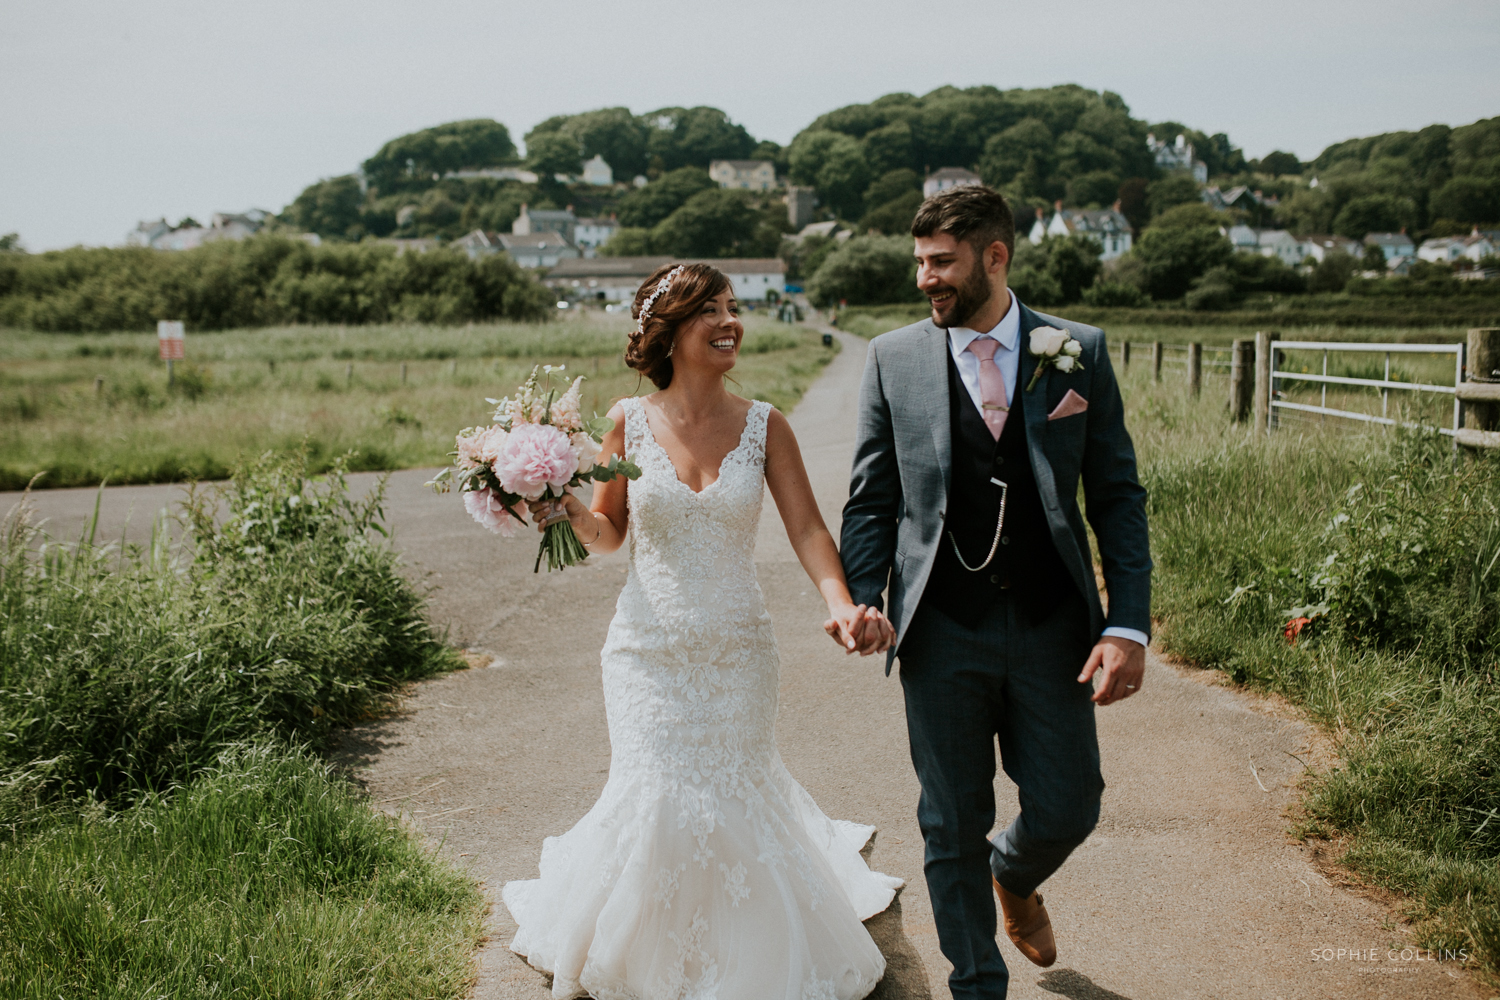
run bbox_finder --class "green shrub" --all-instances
[807,235,924,308]
[0,451,460,832]
[0,236,553,332]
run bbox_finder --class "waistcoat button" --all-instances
[1001,536,1011,546]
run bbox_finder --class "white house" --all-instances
[573,215,621,257]
[545,255,674,303]
[1463,229,1496,261]
[1364,231,1415,262]
[126,209,270,251]
[1227,224,1259,252]
[126,218,173,247]
[498,233,579,269]
[683,258,787,301]
[1257,230,1305,268]
[1300,234,1363,263]
[581,155,613,186]
[1027,203,1134,260]
[709,160,776,191]
[923,167,982,198]
[1147,133,1208,184]
[1418,236,1469,264]
[444,166,540,184]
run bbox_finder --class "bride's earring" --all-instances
[666,341,674,357]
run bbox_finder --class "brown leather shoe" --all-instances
[993,878,1057,967]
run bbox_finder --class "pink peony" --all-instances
[475,425,510,465]
[464,487,523,537]
[570,431,598,474]
[496,422,578,500]
[454,429,486,470]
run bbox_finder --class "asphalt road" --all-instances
[7,326,1484,1000]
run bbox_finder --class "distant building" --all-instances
[796,220,845,240]
[581,155,613,186]
[546,255,674,303]
[512,204,577,244]
[374,238,440,256]
[785,185,817,229]
[683,258,786,301]
[1463,228,1497,261]
[1364,231,1415,261]
[1202,186,1277,214]
[923,167,982,198]
[1256,230,1305,268]
[444,166,539,184]
[1147,133,1208,184]
[1227,224,1259,252]
[450,230,505,259]
[573,216,620,257]
[1028,203,1134,260]
[126,209,269,251]
[1300,234,1363,263]
[710,160,777,191]
[499,232,579,269]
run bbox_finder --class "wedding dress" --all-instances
[504,396,902,1000]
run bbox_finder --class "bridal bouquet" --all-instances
[427,365,640,572]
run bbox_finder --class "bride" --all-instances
[503,262,903,1000]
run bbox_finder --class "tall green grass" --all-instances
[1122,358,1500,982]
[0,743,484,999]
[0,452,482,997]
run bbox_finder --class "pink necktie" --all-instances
[965,336,1009,440]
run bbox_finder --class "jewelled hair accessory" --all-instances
[637,264,687,333]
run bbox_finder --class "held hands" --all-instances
[1077,635,1145,706]
[822,603,896,656]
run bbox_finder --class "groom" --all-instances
[837,184,1151,998]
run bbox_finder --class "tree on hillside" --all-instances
[283,175,365,241]
[617,167,715,229]
[651,189,761,259]
[1145,174,1201,219]
[1332,194,1417,238]
[643,106,755,171]
[526,131,583,179]
[526,107,650,177]
[1127,215,1231,300]
[1007,235,1102,306]
[361,119,516,193]
[1257,151,1302,176]
[1430,176,1500,224]
[788,130,870,219]
[806,235,924,307]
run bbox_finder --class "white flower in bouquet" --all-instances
[551,376,585,433]
[464,487,523,537]
[454,428,486,471]
[571,431,598,474]
[497,423,579,500]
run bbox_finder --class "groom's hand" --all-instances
[1078,636,1145,706]
[823,604,894,656]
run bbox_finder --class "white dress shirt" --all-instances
[944,291,1148,651]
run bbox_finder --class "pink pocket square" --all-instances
[1047,389,1089,421]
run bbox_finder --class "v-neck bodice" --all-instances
[618,395,773,631]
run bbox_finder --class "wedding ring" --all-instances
[1125,684,1136,689]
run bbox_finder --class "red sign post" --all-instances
[157,320,184,385]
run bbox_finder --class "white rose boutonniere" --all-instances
[1025,326,1085,391]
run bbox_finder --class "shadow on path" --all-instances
[1036,968,1137,1000]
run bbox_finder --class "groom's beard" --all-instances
[927,256,992,330]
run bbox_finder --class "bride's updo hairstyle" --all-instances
[626,262,730,389]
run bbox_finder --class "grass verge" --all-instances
[1117,358,1500,983]
[0,452,484,996]
[0,314,837,490]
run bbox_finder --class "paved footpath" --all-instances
[8,329,1485,1000]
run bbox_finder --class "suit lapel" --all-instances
[1016,303,1060,510]
[920,320,952,492]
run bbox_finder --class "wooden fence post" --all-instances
[1151,341,1163,382]
[1121,341,1131,370]
[1253,330,1273,434]
[1465,327,1500,433]
[1230,338,1253,422]
[1187,343,1202,397]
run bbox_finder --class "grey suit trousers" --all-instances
[898,591,1105,1000]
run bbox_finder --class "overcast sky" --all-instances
[4,0,1497,250]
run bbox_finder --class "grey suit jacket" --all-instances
[840,301,1152,672]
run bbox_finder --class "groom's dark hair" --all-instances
[911,185,1015,261]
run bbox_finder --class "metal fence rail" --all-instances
[1269,340,1463,437]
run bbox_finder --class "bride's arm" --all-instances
[764,408,894,655]
[529,401,629,554]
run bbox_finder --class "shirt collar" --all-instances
[946,289,1019,354]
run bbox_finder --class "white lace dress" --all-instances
[503,397,902,1000]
